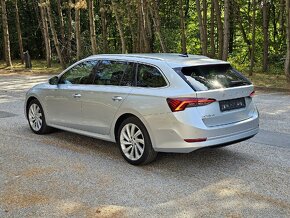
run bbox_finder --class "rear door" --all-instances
[176,64,255,127]
[80,60,135,135]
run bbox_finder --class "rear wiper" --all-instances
[229,80,249,87]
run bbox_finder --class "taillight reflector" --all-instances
[167,97,216,112]
[250,91,255,97]
[184,138,207,143]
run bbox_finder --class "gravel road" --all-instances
[0,73,290,217]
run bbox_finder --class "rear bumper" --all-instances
[155,127,258,153]
[144,109,259,153]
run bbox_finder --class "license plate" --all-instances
[219,98,246,112]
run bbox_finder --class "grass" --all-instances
[245,72,290,91]
[0,60,62,75]
[1,59,289,91]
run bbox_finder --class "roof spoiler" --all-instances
[179,53,188,57]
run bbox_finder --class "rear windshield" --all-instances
[174,64,251,91]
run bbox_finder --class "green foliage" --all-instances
[0,0,288,76]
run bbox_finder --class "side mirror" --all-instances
[48,76,59,85]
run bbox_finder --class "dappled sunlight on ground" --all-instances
[0,74,50,94]
[0,75,290,217]
[1,128,289,216]
[266,107,290,115]
[253,93,290,134]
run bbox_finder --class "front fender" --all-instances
[24,91,46,120]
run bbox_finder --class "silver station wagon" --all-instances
[25,54,259,165]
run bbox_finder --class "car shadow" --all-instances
[17,125,256,176]
[33,127,255,178]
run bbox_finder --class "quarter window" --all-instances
[59,60,98,85]
[136,64,167,88]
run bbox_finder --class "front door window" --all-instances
[59,60,98,85]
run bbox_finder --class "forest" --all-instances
[0,0,290,83]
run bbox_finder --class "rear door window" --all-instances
[120,63,135,86]
[93,60,133,86]
[136,64,167,88]
[174,64,251,91]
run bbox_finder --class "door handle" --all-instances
[73,93,82,98]
[112,96,123,101]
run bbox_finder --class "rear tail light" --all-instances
[167,97,216,112]
[250,91,255,97]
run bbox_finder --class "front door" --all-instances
[45,60,98,129]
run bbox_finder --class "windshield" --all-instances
[174,64,251,91]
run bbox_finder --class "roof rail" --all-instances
[87,54,165,61]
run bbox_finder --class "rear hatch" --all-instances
[174,64,255,127]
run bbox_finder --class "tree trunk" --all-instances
[137,1,142,52]
[179,0,187,54]
[271,4,277,46]
[202,0,208,54]
[150,0,166,52]
[262,0,270,72]
[34,0,46,59]
[111,2,126,53]
[140,0,151,52]
[15,0,24,64]
[39,2,51,68]
[125,0,136,52]
[222,0,230,60]
[196,0,207,55]
[145,1,153,50]
[280,0,286,35]
[285,0,290,82]
[234,1,251,58]
[32,0,42,33]
[229,2,234,53]
[213,0,223,59]
[100,0,108,53]
[1,0,12,67]
[46,0,65,69]
[75,2,81,60]
[250,0,257,75]
[210,0,215,57]
[67,1,73,61]
[88,0,98,54]
[57,0,65,44]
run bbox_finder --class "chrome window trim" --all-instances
[57,57,170,89]
[85,58,170,89]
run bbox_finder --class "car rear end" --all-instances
[151,62,259,153]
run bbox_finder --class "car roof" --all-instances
[87,53,229,68]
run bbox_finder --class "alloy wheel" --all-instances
[28,103,43,131]
[120,123,145,161]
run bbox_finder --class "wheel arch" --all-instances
[25,96,38,119]
[113,113,137,141]
[112,112,156,148]
[25,95,46,119]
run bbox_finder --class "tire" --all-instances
[117,116,157,165]
[27,99,53,134]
